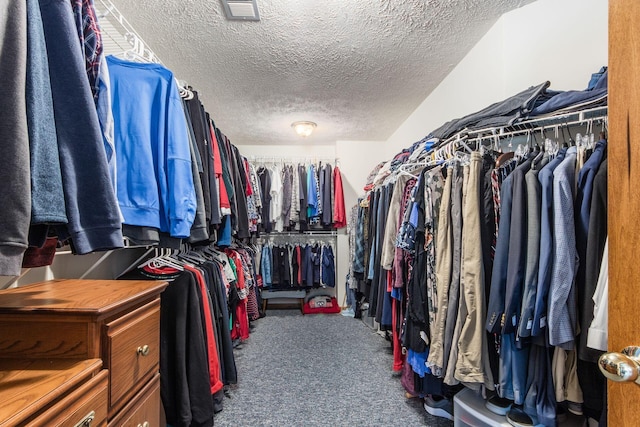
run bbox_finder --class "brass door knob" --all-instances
[598,346,640,384]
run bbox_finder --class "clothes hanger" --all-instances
[176,79,194,100]
[493,129,501,153]
[455,136,473,154]
[561,122,575,147]
[495,134,514,167]
[397,164,419,179]
[116,33,149,63]
[139,250,185,271]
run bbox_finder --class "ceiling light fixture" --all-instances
[291,121,317,138]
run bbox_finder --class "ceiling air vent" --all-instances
[221,0,260,21]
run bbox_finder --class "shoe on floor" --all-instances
[506,406,534,427]
[485,395,513,416]
[567,401,583,416]
[340,307,355,317]
[423,395,454,421]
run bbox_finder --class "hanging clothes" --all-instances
[248,160,345,233]
[258,241,336,290]
[107,55,197,238]
[307,163,319,219]
[270,165,283,232]
[333,166,347,228]
[26,0,66,229]
[258,166,272,233]
[321,163,333,226]
[41,3,124,255]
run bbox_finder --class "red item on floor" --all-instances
[302,297,341,314]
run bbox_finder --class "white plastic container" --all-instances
[454,388,512,427]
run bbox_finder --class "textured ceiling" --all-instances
[107,0,533,145]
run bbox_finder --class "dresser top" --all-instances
[0,280,168,316]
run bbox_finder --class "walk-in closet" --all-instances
[2,0,638,425]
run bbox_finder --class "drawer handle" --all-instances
[136,422,150,427]
[73,410,95,427]
[137,345,150,356]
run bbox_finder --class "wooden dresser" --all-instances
[0,279,168,426]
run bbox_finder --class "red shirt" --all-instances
[333,166,346,228]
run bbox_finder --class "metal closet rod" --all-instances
[399,106,608,169]
[467,118,608,148]
[258,231,338,237]
[249,156,338,164]
[449,105,608,143]
[431,105,608,155]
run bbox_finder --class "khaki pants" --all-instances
[454,152,494,390]
[426,167,453,377]
[552,347,584,403]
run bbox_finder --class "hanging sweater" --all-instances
[26,0,67,226]
[107,55,196,238]
[0,0,30,275]
[40,1,123,253]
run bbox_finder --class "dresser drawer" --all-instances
[108,374,160,427]
[0,358,103,427]
[28,369,109,427]
[105,300,160,415]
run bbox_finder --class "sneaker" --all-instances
[506,406,534,427]
[423,395,454,421]
[340,307,355,317]
[485,395,513,416]
[567,401,583,416]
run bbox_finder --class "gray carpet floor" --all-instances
[214,310,454,427]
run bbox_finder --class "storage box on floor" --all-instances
[454,388,512,427]
[454,388,585,427]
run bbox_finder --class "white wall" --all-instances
[240,144,336,160]
[1,248,150,289]
[335,140,389,212]
[384,0,608,155]
[333,139,389,305]
[500,0,608,94]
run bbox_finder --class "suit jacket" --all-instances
[579,159,608,362]
[517,154,547,338]
[486,168,515,334]
[548,147,578,349]
[502,158,532,335]
[531,149,567,337]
